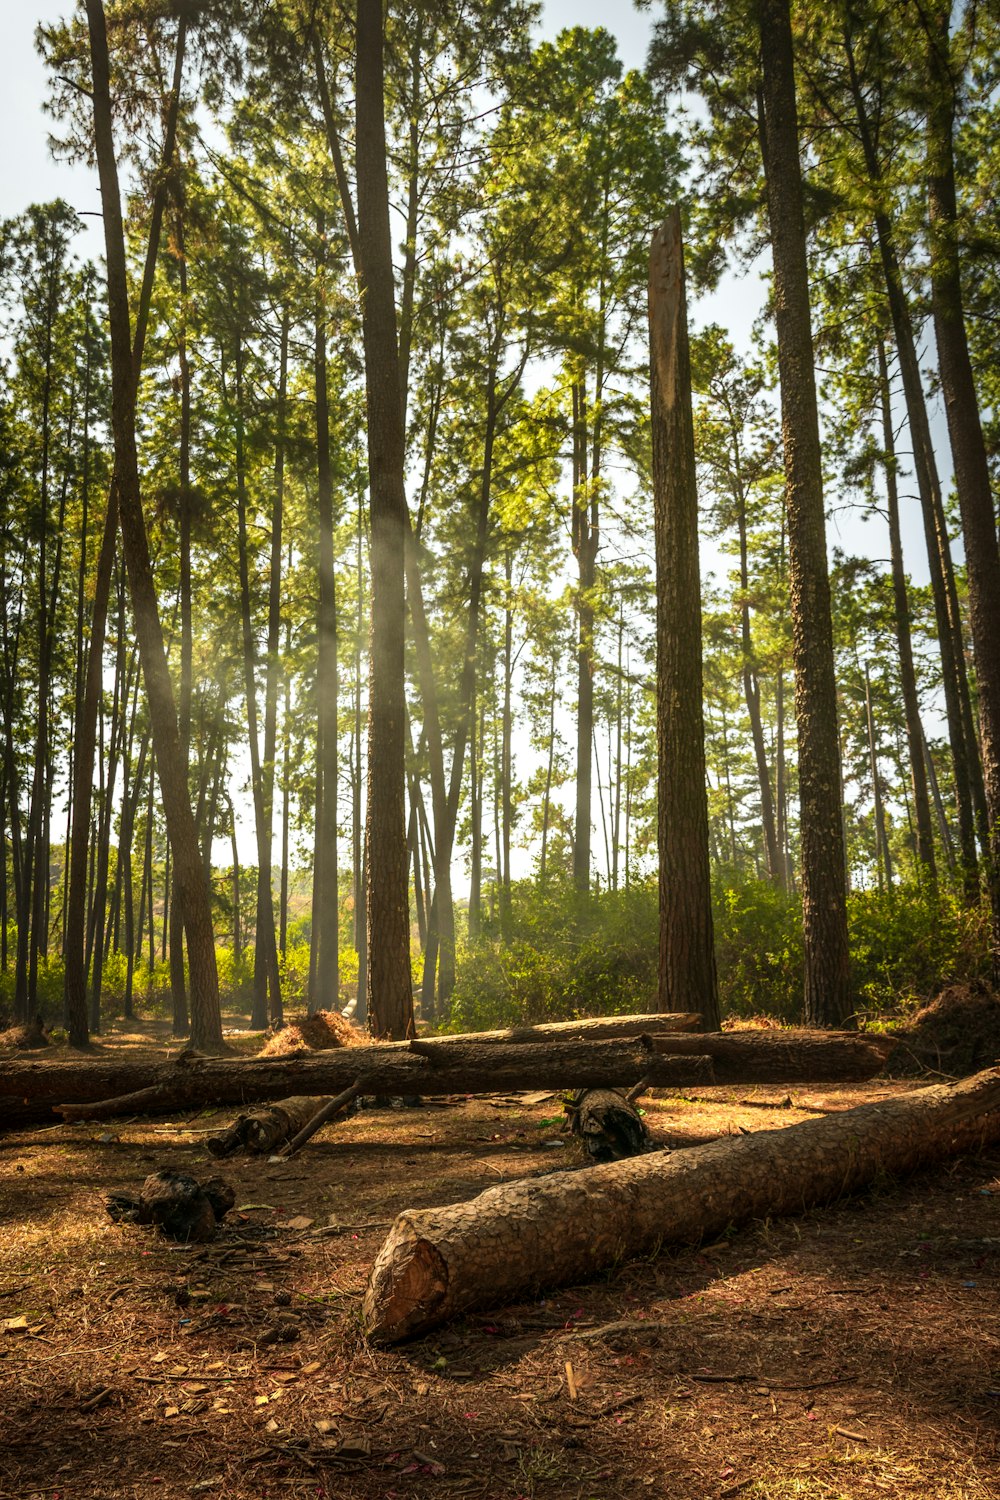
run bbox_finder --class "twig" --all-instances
[625,1075,652,1105]
[687,1373,848,1391]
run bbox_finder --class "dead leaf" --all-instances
[300,1361,323,1376]
[284,1216,314,1231]
[1,1315,30,1334]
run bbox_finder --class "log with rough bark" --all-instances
[205,1096,352,1158]
[1,1027,892,1128]
[0,1038,716,1128]
[421,1013,703,1044]
[651,1029,894,1082]
[363,1066,1000,1342]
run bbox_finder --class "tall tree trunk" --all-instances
[757,4,852,1026]
[469,688,483,937]
[355,0,413,1039]
[233,348,281,1032]
[843,28,981,895]
[84,0,223,1052]
[864,663,894,891]
[352,508,365,964]
[572,379,597,895]
[263,310,289,1018]
[876,339,936,880]
[924,5,1000,975]
[170,204,193,1039]
[500,552,514,940]
[735,481,781,882]
[649,211,720,1029]
[313,236,340,1014]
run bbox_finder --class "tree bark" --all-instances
[313,229,340,1014]
[757,0,852,1026]
[647,1028,892,1082]
[84,0,223,1053]
[21,1038,716,1127]
[876,339,936,879]
[843,28,982,894]
[355,0,413,1039]
[1,1026,894,1129]
[924,5,1000,976]
[649,212,719,1029]
[363,1066,1000,1342]
[206,1095,343,1158]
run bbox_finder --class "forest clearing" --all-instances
[3,0,1000,1495]
[1,1014,999,1500]
[3,991,1000,1498]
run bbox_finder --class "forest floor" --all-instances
[1,1028,998,1500]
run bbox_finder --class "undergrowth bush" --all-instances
[447,875,992,1031]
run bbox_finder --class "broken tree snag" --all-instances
[106,1171,235,1242]
[565,1089,649,1162]
[38,1039,714,1126]
[206,1096,343,1158]
[650,1029,895,1082]
[363,1066,1000,1343]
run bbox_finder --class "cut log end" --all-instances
[362,1067,1000,1344]
[364,1217,449,1343]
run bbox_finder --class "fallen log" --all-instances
[205,1096,349,1157]
[1,1027,893,1129]
[272,1078,370,1159]
[651,1029,895,1082]
[362,1066,1000,1343]
[421,1013,703,1044]
[0,1038,717,1127]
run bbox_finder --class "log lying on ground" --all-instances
[363,1066,1000,1343]
[205,1095,353,1157]
[1,1027,892,1128]
[0,1038,717,1127]
[651,1028,895,1082]
[420,1013,703,1044]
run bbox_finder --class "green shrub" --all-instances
[712,875,803,1021]
[447,873,992,1033]
[847,884,991,1014]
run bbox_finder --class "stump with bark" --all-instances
[565,1088,649,1162]
[363,1066,1000,1342]
[106,1171,235,1242]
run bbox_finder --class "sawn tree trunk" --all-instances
[363,1066,1000,1342]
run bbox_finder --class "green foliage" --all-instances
[449,881,659,1032]
[712,874,804,1021]
[448,874,994,1032]
[847,885,992,1015]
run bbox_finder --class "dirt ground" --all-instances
[1,1033,998,1500]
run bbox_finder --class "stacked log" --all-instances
[0,1028,895,1128]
